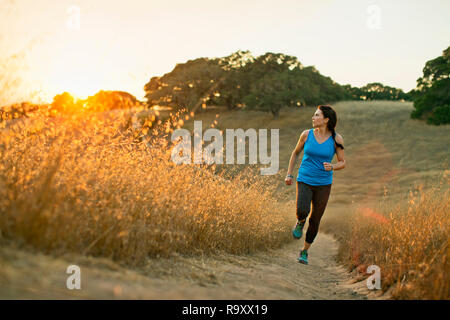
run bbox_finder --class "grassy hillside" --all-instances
[0,100,448,299]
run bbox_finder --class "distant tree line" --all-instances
[1,90,144,121]
[343,83,411,101]
[11,49,446,125]
[48,90,142,115]
[144,50,411,117]
[410,46,450,125]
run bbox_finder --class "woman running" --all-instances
[285,105,346,265]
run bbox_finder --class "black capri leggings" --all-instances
[296,181,332,244]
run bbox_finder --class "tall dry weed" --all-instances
[338,173,449,299]
[0,107,292,266]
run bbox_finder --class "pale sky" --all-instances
[1,0,449,105]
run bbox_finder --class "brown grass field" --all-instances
[0,100,448,299]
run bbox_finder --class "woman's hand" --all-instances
[285,176,293,185]
[323,162,334,171]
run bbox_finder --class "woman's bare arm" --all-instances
[287,130,308,176]
[332,134,345,170]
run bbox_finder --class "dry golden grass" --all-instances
[0,106,292,267]
[338,177,449,299]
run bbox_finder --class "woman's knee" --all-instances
[296,199,310,219]
[296,206,309,220]
[296,183,312,220]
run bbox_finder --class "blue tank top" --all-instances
[297,129,336,186]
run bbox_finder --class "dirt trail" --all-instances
[1,233,377,300]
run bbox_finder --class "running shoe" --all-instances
[298,249,308,264]
[292,220,305,239]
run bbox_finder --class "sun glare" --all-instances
[42,36,114,101]
[45,61,108,100]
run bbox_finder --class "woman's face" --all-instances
[312,108,328,128]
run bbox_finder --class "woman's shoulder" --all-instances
[334,132,344,144]
[300,129,312,141]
